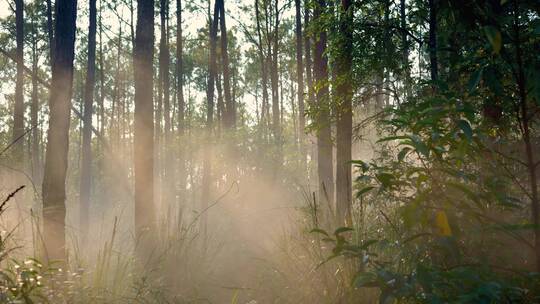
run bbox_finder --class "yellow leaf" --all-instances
[435,211,452,236]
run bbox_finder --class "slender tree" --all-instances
[159,0,174,209]
[176,0,185,134]
[294,0,305,164]
[30,6,40,182]
[46,0,55,63]
[270,0,280,149]
[42,0,78,263]
[255,0,269,140]
[335,0,353,225]
[133,0,155,254]
[12,0,24,164]
[428,0,438,81]
[313,0,333,205]
[176,0,187,208]
[80,0,97,238]
[218,0,234,128]
[201,0,219,245]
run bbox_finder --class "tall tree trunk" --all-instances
[42,0,78,263]
[80,0,97,238]
[218,0,234,129]
[294,0,305,165]
[31,15,40,183]
[160,0,174,209]
[313,0,333,205]
[133,0,155,256]
[201,0,219,247]
[304,0,313,107]
[270,0,280,150]
[98,0,105,137]
[335,0,353,225]
[428,0,438,81]
[216,69,224,131]
[46,0,55,63]
[400,0,409,85]
[176,0,185,133]
[176,0,186,209]
[255,0,269,141]
[304,0,315,179]
[12,0,24,165]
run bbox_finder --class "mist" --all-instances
[1,0,540,303]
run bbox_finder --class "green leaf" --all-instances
[457,119,473,141]
[351,160,369,172]
[468,68,483,93]
[334,227,354,235]
[310,228,329,236]
[398,147,411,162]
[356,186,375,198]
[360,239,379,249]
[377,135,409,143]
[353,272,379,288]
[376,173,395,188]
[410,135,429,157]
[484,26,502,54]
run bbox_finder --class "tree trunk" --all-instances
[80,0,97,238]
[12,0,24,165]
[304,0,315,179]
[160,0,174,210]
[98,1,105,137]
[176,0,186,210]
[313,0,333,206]
[46,0,55,63]
[218,0,234,129]
[176,0,185,134]
[270,0,280,150]
[133,0,155,256]
[304,0,313,107]
[201,0,219,247]
[42,0,78,264]
[255,0,269,141]
[400,0,409,83]
[31,14,40,183]
[295,0,305,166]
[335,0,353,225]
[428,0,438,81]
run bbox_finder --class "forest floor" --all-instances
[200,174,303,303]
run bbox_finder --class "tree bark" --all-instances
[98,1,105,137]
[295,0,305,167]
[12,0,24,165]
[201,0,219,247]
[46,0,55,63]
[255,0,269,140]
[313,0,334,205]
[270,0,280,150]
[42,0,78,263]
[428,0,438,81]
[176,0,186,210]
[335,0,353,225]
[176,0,185,133]
[160,0,174,209]
[133,0,155,256]
[31,13,40,182]
[80,0,97,238]
[218,0,234,129]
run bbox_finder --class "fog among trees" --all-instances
[0,0,539,303]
